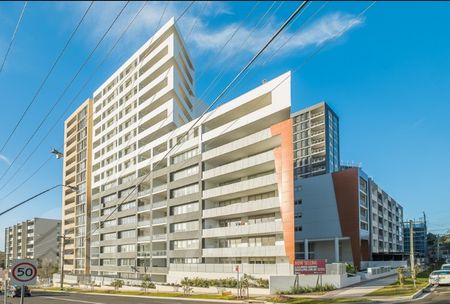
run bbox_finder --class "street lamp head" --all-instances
[51,148,64,159]
[64,185,79,192]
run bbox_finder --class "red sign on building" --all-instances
[294,259,326,275]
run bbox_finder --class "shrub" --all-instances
[141,276,155,293]
[278,284,336,295]
[110,279,124,292]
[180,275,269,289]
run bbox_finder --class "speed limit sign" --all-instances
[10,259,37,286]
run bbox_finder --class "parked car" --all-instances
[441,264,450,270]
[429,270,450,285]
[7,286,31,297]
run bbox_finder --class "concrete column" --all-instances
[334,238,340,262]
[304,239,309,259]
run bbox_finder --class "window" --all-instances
[101,246,116,253]
[172,239,199,250]
[102,194,116,204]
[295,226,303,232]
[219,238,242,248]
[170,258,200,264]
[119,244,135,253]
[118,216,136,225]
[171,221,199,233]
[171,202,199,215]
[248,213,275,224]
[170,165,199,181]
[102,220,116,228]
[171,148,198,165]
[119,230,135,239]
[101,233,116,241]
[119,201,136,211]
[249,236,276,247]
[294,199,302,205]
[248,191,276,201]
[119,258,135,266]
[249,257,276,264]
[101,259,116,266]
[170,183,199,198]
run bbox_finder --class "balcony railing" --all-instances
[138,189,152,198]
[152,201,167,209]
[152,250,166,256]
[152,218,167,225]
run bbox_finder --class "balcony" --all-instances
[138,204,151,212]
[152,234,167,241]
[203,197,279,219]
[137,235,151,242]
[152,184,167,194]
[152,201,167,210]
[203,221,282,238]
[202,245,285,258]
[152,218,167,226]
[203,173,277,200]
[137,220,151,228]
[152,250,167,257]
[138,189,152,198]
[170,263,291,275]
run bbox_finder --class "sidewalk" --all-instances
[320,274,397,299]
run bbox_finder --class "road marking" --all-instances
[42,296,105,304]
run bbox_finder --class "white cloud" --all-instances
[0,154,10,165]
[59,2,364,68]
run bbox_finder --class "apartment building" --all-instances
[294,166,404,269]
[291,102,339,179]
[4,218,61,268]
[62,99,93,274]
[76,15,295,283]
[403,215,427,262]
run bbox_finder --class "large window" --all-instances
[171,221,199,233]
[171,148,198,165]
[218,238,241,248]
[170,183,199,198]
[101,233,116,241]
[119,244,135,253]
[172,239,199,250]
[170,165,199,181]
[119,201,136,211]
[118,215,136,225]
[248,213,275,224]
[171,202,199,215]
[249,236,276,247]
[101,246,116,253]
[119,230,135,239]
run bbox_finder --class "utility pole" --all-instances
[409,220,416,289]
[437,234,440,262]
[58,234,69,290]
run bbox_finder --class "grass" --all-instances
[268,296,371,304]
[367,277,429,297]
[35,287,236,300]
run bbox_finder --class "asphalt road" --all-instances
[414,284,450,304]
[1,291,237,304]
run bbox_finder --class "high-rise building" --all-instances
[83,18,295,282]
[294,166,404,269]
[62,99,93,274]
[291,102,339,179]
[4,218,61,268]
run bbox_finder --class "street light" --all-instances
[50,148,64,159]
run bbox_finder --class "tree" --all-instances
[37,258,59,280]
[111,279,124,292]
[397,268,405,287]
[181,277,193,296]
[141,276,155,293]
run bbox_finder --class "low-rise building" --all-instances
[4,218,61,268]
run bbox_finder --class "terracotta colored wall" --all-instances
[271,119,295,264]
[332,168,362,268]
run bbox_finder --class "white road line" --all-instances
[42,296,105,304]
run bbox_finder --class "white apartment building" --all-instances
[4,218,61,268]
[86,18,295,282]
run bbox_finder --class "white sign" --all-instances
[10,259,37,286]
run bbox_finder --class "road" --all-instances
[1,290,237,304]
[414,284,450,304]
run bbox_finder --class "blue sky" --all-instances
[0,1,449,249]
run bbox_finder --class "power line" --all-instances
[0,2,195,201]
[0,1,94,155]
[0,1,28,74]
[92,0,310,235]
[0,2,129,186]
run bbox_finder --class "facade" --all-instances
[403,215,427,262]
[4,218,61,268]
[291,102,339,180]
[62,99,93,274]
[83,17,294,282]
[294,166,404,269]
[0,251,5,269]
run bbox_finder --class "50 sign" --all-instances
[10,259,37,286]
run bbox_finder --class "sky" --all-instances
[0,1,449,250]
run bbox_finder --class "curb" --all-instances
[412,283,434,300]
[34,289,245,303]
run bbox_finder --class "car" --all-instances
[441,264,450,270]
[429,270,450,285]
[7,285,31,297]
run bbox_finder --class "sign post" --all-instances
[9,259,37,304]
